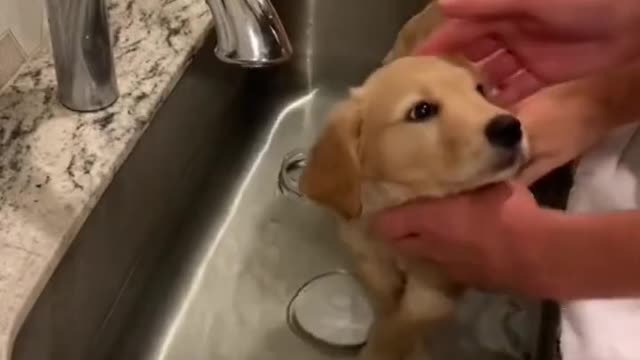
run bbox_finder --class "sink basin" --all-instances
[12,0,566,359]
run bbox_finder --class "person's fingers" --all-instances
[516,158,565,186]
[492,69,544,105]
[516,160,545,186]
[370,208,420,241]
[395,236,461,265]
[414,19,495,56]
[396,239,485,284]
[478,49,522,86]
[395,237,437,258]
[474,181,524,205]
[438,0,528,19]
[463,37,503,62]
[443,264,485,285]
[394,240,482,285]
[371,203,436,240]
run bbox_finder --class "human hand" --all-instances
[513,82,615,185]
[371,182,550,295]
[417,0,640,104]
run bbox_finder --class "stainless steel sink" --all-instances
[12,0,565,359]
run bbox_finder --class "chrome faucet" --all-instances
[205,0,293,67]
[45,0,292,112]
[45,0,119,112]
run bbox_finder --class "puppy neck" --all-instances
[360,181,415,215]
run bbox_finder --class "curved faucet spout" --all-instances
[205,0,293,67]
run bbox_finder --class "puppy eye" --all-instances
[476,83,486,97]
[408,101,439,122]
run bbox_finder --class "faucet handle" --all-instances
[206,0,293,67]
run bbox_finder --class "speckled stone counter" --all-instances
[0,0,213,357]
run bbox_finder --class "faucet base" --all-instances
[57,91,119,113]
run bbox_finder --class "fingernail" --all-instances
[489,86,500,99]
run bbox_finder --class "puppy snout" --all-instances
[485,115,522,149]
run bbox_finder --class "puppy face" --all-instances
[300,57,528,219]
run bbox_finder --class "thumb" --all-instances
[370,202,435,241]
[439,0,527,19]
[516,158,560,186]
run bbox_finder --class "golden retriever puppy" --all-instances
[299,4,530,360]
[300,3,640,359]
[297,5,533,360]
[299,54,529,359]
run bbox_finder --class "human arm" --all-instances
[533,207,640,300]
[371,182,640,300]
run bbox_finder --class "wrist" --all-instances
[505,207,568,299]
[520,210,640,300]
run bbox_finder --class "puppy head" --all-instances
[300,56,528,219]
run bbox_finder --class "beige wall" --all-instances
[0,0,47,88]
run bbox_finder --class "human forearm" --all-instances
[524,209,640,300]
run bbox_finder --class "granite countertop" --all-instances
[0,0,213,357]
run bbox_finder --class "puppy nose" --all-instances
[485,115,522,149]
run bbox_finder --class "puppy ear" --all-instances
[300,97,364,219]
[384,3,444,63]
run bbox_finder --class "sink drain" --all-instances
[278,150,307,197]
[287,271,374,351]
